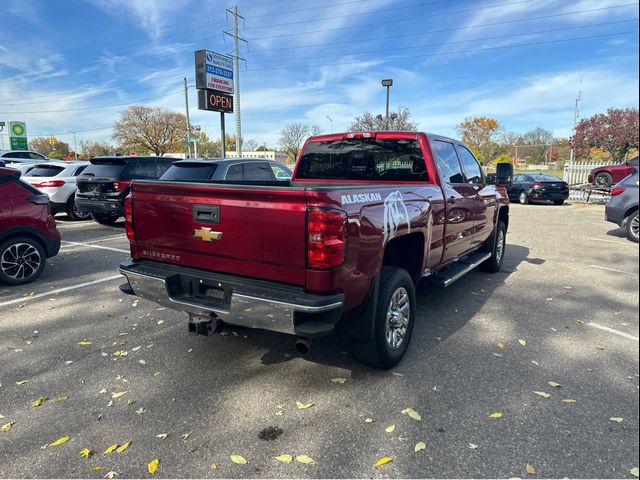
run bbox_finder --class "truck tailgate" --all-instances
[129,181,308,286]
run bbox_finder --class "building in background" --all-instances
[225,150,288,164]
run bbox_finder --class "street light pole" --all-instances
[381,79,393,128]
[326,116,333,133]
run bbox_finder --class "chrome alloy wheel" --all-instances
[385,287,410,350]
[1,242,42,280]
[495,229,505,264]
[631,214,639,241]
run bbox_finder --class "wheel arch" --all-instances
[0,227,49,256]
[381,232,425,283]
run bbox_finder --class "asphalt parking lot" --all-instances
[0,202,638,479]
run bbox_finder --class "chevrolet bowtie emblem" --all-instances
[193,227,223,242]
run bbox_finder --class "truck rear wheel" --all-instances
[351,266,415,369]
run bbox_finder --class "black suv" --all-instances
[75,156,176,225]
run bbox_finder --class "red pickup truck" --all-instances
[119,132,512,368]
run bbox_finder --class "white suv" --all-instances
[22,161,91,220]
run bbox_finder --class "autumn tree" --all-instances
[79,140,114,159]
[348,106,418,131]
[456,117,502,165]
[279,123,320,163]
[571,108,639,163]
[29,137,70,157]
[113,105,187,156]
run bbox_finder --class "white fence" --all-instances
[563,161,611,203]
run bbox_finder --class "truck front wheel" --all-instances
[351,266,416,369]
[481,220,507,273]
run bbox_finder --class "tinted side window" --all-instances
[432,140,464,184]
[457,146,483,184]
[73,166,87,176]
[225,164,243,181]
[156,160,173,177]
[129,161,156,179]
[243,162,274,181]
[269,163,291,179]
[28,152,45,160]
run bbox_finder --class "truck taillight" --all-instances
[114,180,130,192]
[32,180,65,188]
[611,187,625,196]
[124,195,135,241]
[307,208,347,269]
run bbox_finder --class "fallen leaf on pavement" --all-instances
[526,464,536,475]
[630,467,639,477]
[391,372,403,377]
[296,454,316,465]
[596,345,606,351]
[296,401,314,409]
[16,380,28,385]
[385,425,395,433]
[518,339,526,346]
[48,436,70,447]
[80,448,94,459]
[401,407,422,421]
[54,396,69,402]
[561,399,577,403]
[78,341,93,346]
[156,433,168,440]
[115,441,131,453]
[32,397,49,407]
[496,342,505,349]
[330,378,347,384]
[275,454,293,463]
[104,471,117,478]
[230,455,247,465]
[489,412,503,418]
[147,459,159,475]
[91,466,102,472]
[468,443,478,449]
[374,456,393,469]
[364,418,373,423]
[181,433,190,440]
[103,444,118,455]
[609,417,624,423]
[111,391,127,399]
[135,407,146,415]
[414,441,426,452]
[533,391,550,398]
[1,422,14,432]
[547,381,562,388]
[210,463,217,470]
[531,360,539,366]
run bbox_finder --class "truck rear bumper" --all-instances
[119,260,344,337]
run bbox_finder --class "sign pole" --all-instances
[220,112,226,158]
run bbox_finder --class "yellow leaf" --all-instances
[296,401,314,409]
[296,454,316,465]
[468,443,478,449]
[103,444,118,455]
[526,464,536,475]
[111,391,127,398]
[78,341,93,346]
[385,424,395,433]
[518,339,526,346]
[496,342,505,349]
[230,454,247,465]
[148,458,159,475]
[401,407,422,421]
[275,454,293,463]
[609,417,624,423]
[489,412,503,418]
[561,399,577,403]
[533,391,550,398]
[54,396,69,402]
[330,378,347,384]
[364,418,373,423]
[547,381,562,388]
[156,433,168,439]
[630,467,639,477]
[1,422,14,432]
[32,397,48,407]
[80,448,93,459]
[115,441,131,453]
[48,435,70,447]
[16,380,28,385]
[414,441,426,452]
[374,456,393,469]
[91,465,102,472]
[210,463,217,471]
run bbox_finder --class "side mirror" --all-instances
[495,162,513,187]
[485,173,496,184]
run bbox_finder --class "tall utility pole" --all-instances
[225,6,247,158]
[568,90,581,164]
[381,79,393,129]
[184,77,192,158]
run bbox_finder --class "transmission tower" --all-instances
[224,6,247,157]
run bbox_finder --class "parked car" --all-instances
[507,173,569,205]
[0,167,61,285]
[605,170,639,243]
[159,158,293,182]
[119,131,513,369]
[588,156,639,187]
[75,156,177,225]
[22,161,90,221]
[0,150,49,163]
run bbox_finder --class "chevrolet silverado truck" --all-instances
[119,132,512,368]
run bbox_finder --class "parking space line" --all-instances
[84,234,127,243]
[587,237,637,246]
[589,264,638,276]
[0,275,122,308]
[587,322,639,342]
[61,240,129,254]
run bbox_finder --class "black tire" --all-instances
[626,210,639,243]
[0,236,46,285]
[66,196,91,221]
[518,191,529,205]
[91,213,119,225]
[553,200,565,206]
[351,266,416,369]
[594,172,613,187]
[481,220,507,273]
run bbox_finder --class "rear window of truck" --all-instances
[296,139,428,182]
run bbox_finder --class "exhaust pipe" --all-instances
[295,337,312,354]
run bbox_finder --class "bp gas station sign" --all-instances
[8,121,28,150]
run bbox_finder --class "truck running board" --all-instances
[428,251,492,288]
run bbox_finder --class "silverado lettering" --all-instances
[120,131,513,369]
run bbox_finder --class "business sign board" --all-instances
[8,121,28,150]
[195,50,234,94]
[197,89,234,113]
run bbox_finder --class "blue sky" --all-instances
[0,0,638,150]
